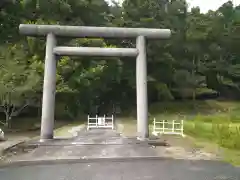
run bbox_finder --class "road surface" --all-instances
[0,158,239,180]
[0,129,239,179]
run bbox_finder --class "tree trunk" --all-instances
[5,112,11,129]
[192,90,196,101]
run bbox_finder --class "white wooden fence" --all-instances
[152,118,185,137]
[87,115,114,130]
[0,128,4,141]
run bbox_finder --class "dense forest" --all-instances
[0,0,239,122]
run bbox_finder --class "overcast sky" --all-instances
[106,0,239,13]
[188,0,239,12]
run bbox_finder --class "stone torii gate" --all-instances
[19,24,171,141]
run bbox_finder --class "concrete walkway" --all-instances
[0,128,239,180]
[1,128,227,163]
[5,129,157,163]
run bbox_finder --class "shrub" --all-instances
[185,116,240,150]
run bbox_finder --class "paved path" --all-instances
[4,128,218,162]
[5,129,156,162]
[0,158,239,180]
[1,128,239,179]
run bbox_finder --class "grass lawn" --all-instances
[119,100,240,166]
[54,121,84,138]
[118,117,137,137]
[0,118,84,139]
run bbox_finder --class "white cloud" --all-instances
[188,0,239,13]
[105,0,239,13]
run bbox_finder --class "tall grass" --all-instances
[147,100,240,165]
[184,114,240,150]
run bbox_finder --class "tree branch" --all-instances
[11,103,29,117]
[0,120,6,126]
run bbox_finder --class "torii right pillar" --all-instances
[136,35,148,140]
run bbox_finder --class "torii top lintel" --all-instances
[19,24,171,39]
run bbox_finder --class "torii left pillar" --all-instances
[40,33,57,140]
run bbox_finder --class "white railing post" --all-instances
[181,119,184,137]
[87,115,89,130]
[101,114,106,126]
[96,114,98,128]
[87,114,117,130]
[152,118,184,137]
[112,114,114,129]
[172,120,175,133]
[163,120,165,134]
[153,118,156,133]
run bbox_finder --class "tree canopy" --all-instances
[0,0,239,119]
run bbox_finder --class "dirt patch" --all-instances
[153,135,220,160]
[0,142,37,164]
[159,135,196,151]
[117,119,137,137]
[117,121,221,161]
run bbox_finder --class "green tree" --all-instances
[0,44,40,127]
